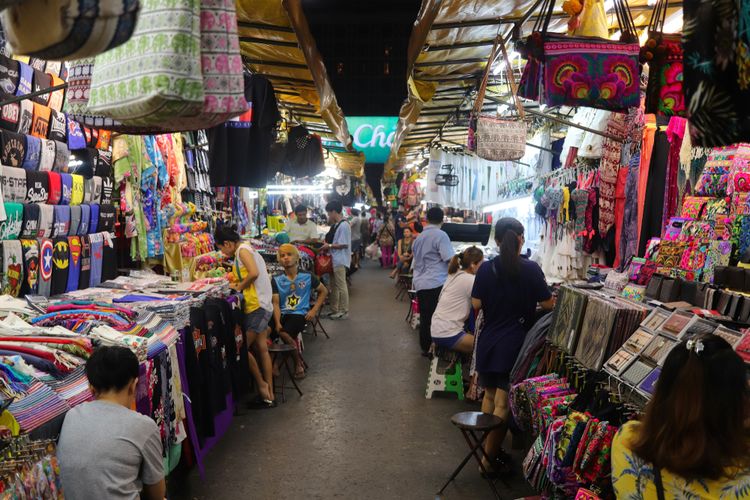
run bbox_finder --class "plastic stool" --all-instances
[425,347,464,400]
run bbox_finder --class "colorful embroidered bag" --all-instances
[641,0,685,117]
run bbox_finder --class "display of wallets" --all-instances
[622,358,656,386]
[604,348,635,376]
[642,335,679,365]
[638,367,662,395]
[713,325,743,347]
[548,285,589,353]
[623,328,655,354]
[641,308,670,332]
[657,310,694,339]
[681,316,718,339]
[575,296,617,370]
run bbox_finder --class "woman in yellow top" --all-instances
[611,335,749,499]
[216,226,275,408]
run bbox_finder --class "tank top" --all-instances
[233,243,272,314]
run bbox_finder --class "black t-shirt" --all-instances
[208,74,280,188]
[20,203,39,239]
[98,204,116,233]
[31,71,51,106]
[25,170,48,203]
[78,235,91,290]
[101,236,117,281]
[0,55,19,95]
[51,237,69,296]
[47,110,67,143]
[1,130,25,167]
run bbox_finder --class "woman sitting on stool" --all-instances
[430,246,484,354]
[272,244,328,379]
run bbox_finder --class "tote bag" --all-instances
[1,0,139,60]
[475,38,527,161]
[86,0,204,125]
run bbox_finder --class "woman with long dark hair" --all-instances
[612,335,750,498]
[471,218,554,472]
[430,246,484,354]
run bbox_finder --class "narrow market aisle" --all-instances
[169,262,534,500]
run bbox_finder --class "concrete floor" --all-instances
[168,261,536,500]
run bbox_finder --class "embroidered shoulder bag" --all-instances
[641,0,685,117]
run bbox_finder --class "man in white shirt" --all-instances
[286,205,320,244]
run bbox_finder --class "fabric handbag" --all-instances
[475,38,527,161]
[696,145,750,197]
[641,0,684,116]
[604,269,629,292]
[87,0,204,126]
[523,0,641,111]
[621,283,646,302]
[0,0,139,60]
[645,273,665,298]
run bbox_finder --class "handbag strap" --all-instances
[537,0,557,35]
[612,0,638,40]
[648,0,669,33]
[654,467,666,500]
[473,33,502,116]
[499,39,525,120]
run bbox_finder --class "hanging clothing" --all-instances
[636,116,657,243]
[638,130,670,256]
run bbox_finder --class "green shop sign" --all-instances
[345,116,398,164]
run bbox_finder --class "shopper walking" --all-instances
[412,207,455,356]
[471,218,554,472]
[321,200,351,320]
[58,346,166,500]
[612,335,750,499]
[377,213,396,268]
[215,226,275,407]
[350,209,362,270]
[430,246,483,354]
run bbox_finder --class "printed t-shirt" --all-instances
[58,400,164,500]
[1,166,27,202]
[69,205,81,236]
[70,175,83,205]
[100,175,113,204]
[66,119,85,150]
[53,140,69,172]
[612,421,750,500]
[26,171,48,203]
[15,62,31,96]
[37,204,53,238]
[60,173,72,205]
[471,256,552,374]
[0,101,21,132]
[0,202,22,239]
[78,236,90,290]
[66,236,81,292]
[102,233,116,281]
[38,238,53,297]
[47,110,66,143]
[31,71,50,106]
[271,272,320,315]
[52,205,70,237]
[78,204,90,235]
[31,103,50,139]
[46,172,61,204]
[83,178,93,204]
[233,243,272,314]
[21,135,40,170]
[431,271,476,339]
[2,240,22,296]
[0,56,19,95]
[98,204,116,233]
[1,131,25,167]
[88,232,103,287]
[38,139,55,172]
[20,203,39,239]
[51,237,69,296]
[47,75,65,112]
[17,100,33,135]
[19,239,38,296]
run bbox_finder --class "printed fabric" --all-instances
[19,238,38,296]
[1,240,22,296]
[87,0,204,125]
[598,113,627,236]
[643,33,685,117]
[542,38,640,111]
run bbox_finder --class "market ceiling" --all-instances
[384,0,681,171]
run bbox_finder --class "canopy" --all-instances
[387,0,681,170]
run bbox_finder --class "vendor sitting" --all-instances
[287,204,321,246]
[57,346,165,500]
[272,244,328,378]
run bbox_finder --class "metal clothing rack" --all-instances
[0,82,68,108]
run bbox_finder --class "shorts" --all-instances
[432,332,466,350]
[478,371,511,392]
[243,308,272,333]
[352,240,362,252]
[275,314,307,337]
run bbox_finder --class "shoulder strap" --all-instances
[654,467,666,500]
[473,33,502,116]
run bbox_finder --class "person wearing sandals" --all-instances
[215,226,275,408]
[271,244,328,379]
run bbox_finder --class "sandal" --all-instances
[247,397,276,409]
[294,370,306,380]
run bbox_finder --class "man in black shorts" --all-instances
[272,244,328,378]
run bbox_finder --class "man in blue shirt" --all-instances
[412,207,455,355]
[321,200,351,320]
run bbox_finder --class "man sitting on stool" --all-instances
[272,244,328,379]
